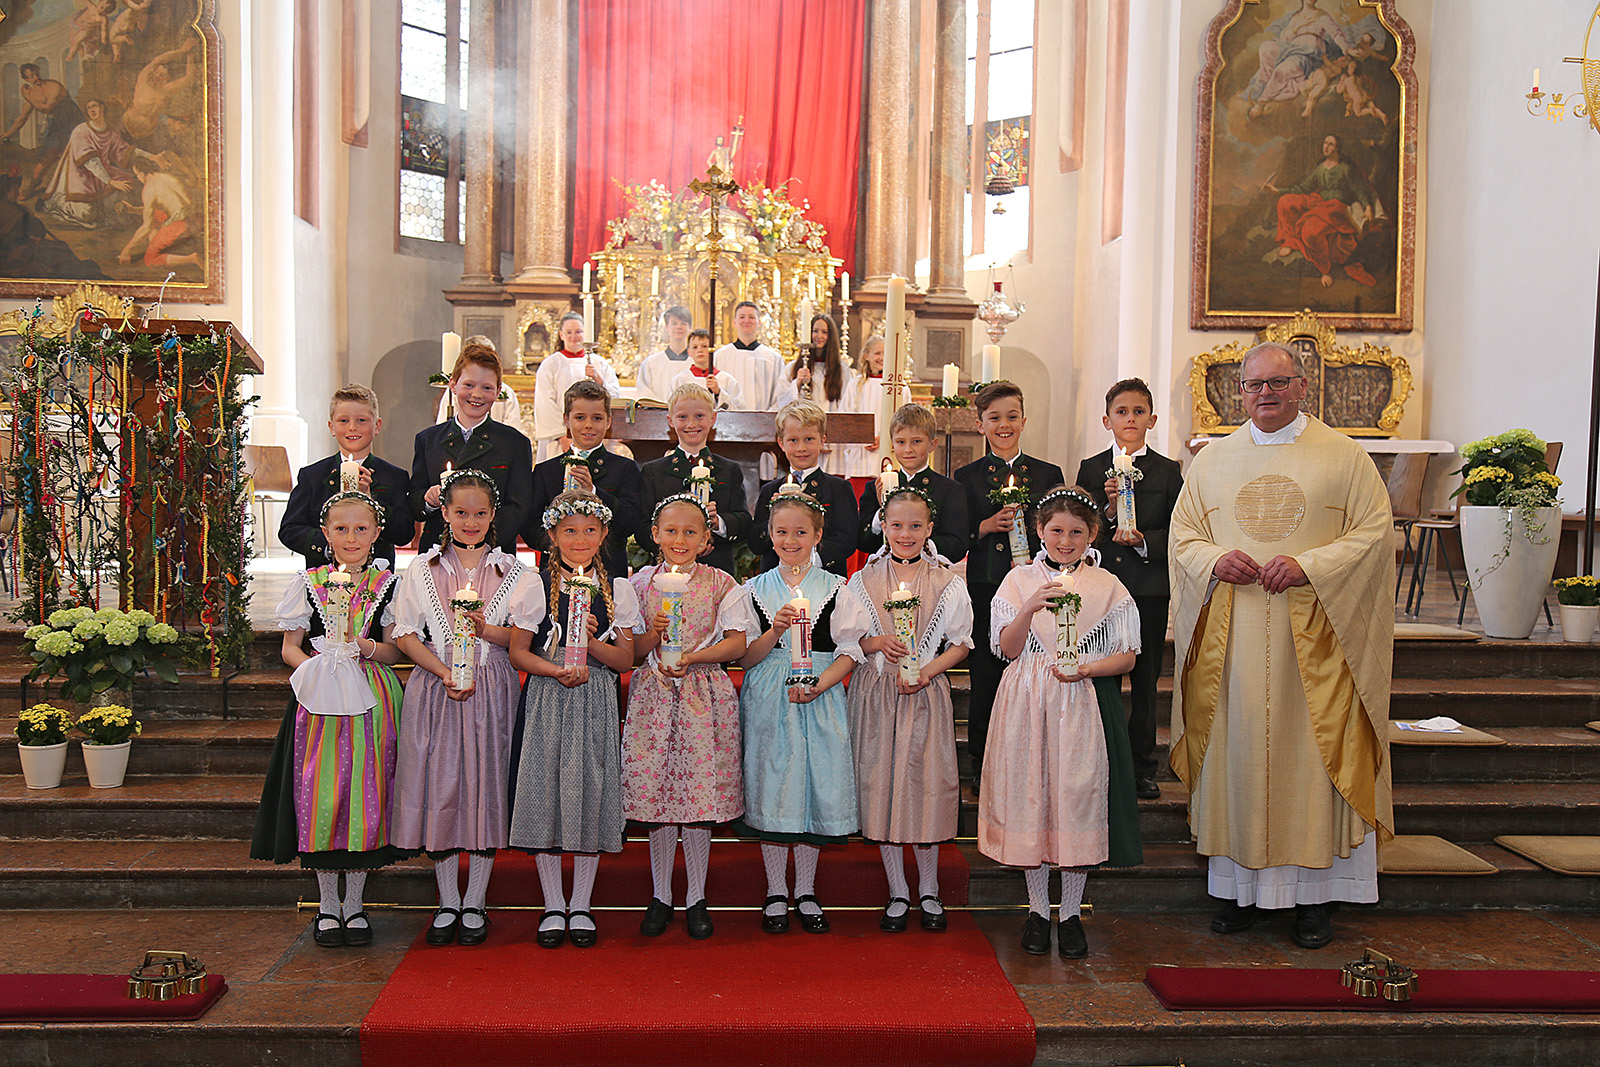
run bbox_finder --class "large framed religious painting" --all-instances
[1191,0,1416,331]
[0,1,221,302]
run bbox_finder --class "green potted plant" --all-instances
[1554,575,1599,643]
[22,607,185,707]
[1451,430,1562,639]
[14,703,73,789]
[74,703,143,788]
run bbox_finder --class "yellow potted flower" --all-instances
[73,704,143,789]
[14,703,74,789]
[1554,575,1599,643]
[1451,430,1562,639]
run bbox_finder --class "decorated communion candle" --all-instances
[1053,574,1079,676]
[439,462,453,493]
[440,331,462,377]
[787,591,814,684]
[878,459,901,498]
[339,457,362,493]
[689,461,712,507]
[449,582,483,690]
[886,581,921,685]
[563,450,587,491]
[324,567,354,645]
[657,566,690,668]
[981,344,1000,383]
[1112,451,1138,535]
[1000,475,1030,566]
[563,568,595,670]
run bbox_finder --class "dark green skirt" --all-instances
[1094,676,1144,869]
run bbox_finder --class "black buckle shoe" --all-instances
[342,910,373,947]
[918,895,948,932]
[761,895,790,934]
[1057,915,1088,958]
[1291,903,1333,949]
[1135,777,1161,800]
[537,909,567,948]
[456,907,491,946]
[1210,900,1260,934]
[568,910,597,948]
[423,907,459,946]
[313,912,346,948]
[685,900,714,940]
[640,898,673,937]
[1020,912,1050,955]
[794,894,829,933]
[880,897,911,933]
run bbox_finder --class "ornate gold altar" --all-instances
[517,178,842,384]
[1189,309,1412,437]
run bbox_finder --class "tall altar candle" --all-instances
[651,266,660,296]
[583,295,596,341]
[941,363,959,398]
[441,331,461,376]
[880,276,907,466]
[981,344,1000,383]
[582,260,592,292]
[839,271,850,301]
[798,297,814,337]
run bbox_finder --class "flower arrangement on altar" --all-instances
[604,178,832,256]
[1453,429,1562,510]
[15,703,73,746]
[606,179,697,249]
[1555,575,1599,607]
[74,703,143,746]
[23,607,186,705]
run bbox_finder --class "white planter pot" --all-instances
[1459,505,1561,639]
[17,740,68,789]
[81,740,131,789]
[1559,603,1599,643]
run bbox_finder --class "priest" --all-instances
[1169,341,1393,950]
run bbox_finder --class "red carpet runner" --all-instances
[1146,966,1600,1012]
[0,974,228,1022]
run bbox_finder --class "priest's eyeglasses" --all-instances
[1240,375,1303,394]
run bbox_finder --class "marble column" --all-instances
[862,0,913,290]
[926,0,966,300]
[458,0,500,287]
[511,0,572,287]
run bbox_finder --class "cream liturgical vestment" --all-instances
[1169,415,1394,907]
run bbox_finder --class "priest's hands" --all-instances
[1213,550,1262,585]
[1260,554,1308,594]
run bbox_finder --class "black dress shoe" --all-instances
[640,898,673,937]
[1057,915,1088,958]
[1020,912,1051,955]
[880,897,911,933]
[761,895,790,934]
[684,900,714,940]
[568,910,597,948]
[342,910,373,947]
[423,907,459,946]
[918,895,948,932]
[1210,900,1259,934]
[793,894,829,934]
[456,907,491,946]
[313,912,346,948]
[536,909,567,948]
[1291,903,1333,949]
[1135,777,1161,800]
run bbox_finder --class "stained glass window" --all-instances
[964,0,1035,262]
[399,0,467,242]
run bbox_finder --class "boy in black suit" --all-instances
[857,403,969,563]
[637,382,752,575]
[409,341,534,553]
[280,383,414,564]
[750,400,858,574]
[955,381,1064,793]
[524,379,642,579]
[1074,377,1183,800]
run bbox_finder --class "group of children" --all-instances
[252,340,1181,960]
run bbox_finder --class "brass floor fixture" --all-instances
[126,950,209,1001]
[1340,947,1417,1002]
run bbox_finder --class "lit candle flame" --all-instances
[898,581,908,592]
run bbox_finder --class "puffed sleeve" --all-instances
[606,578,642,639]
[390,564,430,641]
[990,567,1026,659]
[830,579,872,664]
[276,572,314,632]
[507,568,548,631]
[939,579,976,650]
[715,583,753,637]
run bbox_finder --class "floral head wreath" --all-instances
[651,492,711,526]
[441,467,500,508]
[319,490,387,527]
[769,485,827,518]
[881,484,939,520]
[1037,486,1096,513]
[542,493,614,530]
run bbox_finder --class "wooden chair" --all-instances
[241,445,294,557]
[1386,452,1435,614]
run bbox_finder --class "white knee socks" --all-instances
[535,853,566,933]
[316,871,341,930]
[569,854,599,932]
[461,853,494,929]
[342,871,369,929]
[761,843,789,916]
[433,858,462,928]
[880,845,910,917]
[648,825,678,906]
[1059,867,1089,917]
[914,845,942,914]
[682,827,712,906]
[1024,862,1051,918]
[793,844,821,916]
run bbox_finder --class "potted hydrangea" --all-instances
[22,607,184,708]
[74,703,143,788]
[1554,575,1599,644]
[1451,429,1563,639]
[14,703,74,789]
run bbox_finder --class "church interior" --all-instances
[0,0,1598,1065]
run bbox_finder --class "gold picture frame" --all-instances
[1189,308,1412,436]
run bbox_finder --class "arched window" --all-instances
[967,0,1034,264]
[398,0,467,243]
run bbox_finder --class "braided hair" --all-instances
[543,489,616,621]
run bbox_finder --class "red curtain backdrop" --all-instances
[573,0,866,274]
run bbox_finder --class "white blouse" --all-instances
[832,575,975,670]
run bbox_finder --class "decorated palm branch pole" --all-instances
[1047,576,1082,676]
[563,568,600,669]
[448,583,483,690]
[991,475,1032,566]
[1108,452,1143,537]
[884,582,921,686]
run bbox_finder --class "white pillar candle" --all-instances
[656,566,690,668]
[839,271,850,300]
[1112,451,1138,535]
[651,265,660,296]
[981,344,1000,383]
[582,260,592,292]
[563,568,594,670]
[324,567,354,645]
[772,266,781,294]
[339,457,363,493]
[583,295,596,341]
[441,331,462,376]
[798,297,814,337]
[941,363,959,397]
[787,592,814,683]
[885,581,921,685]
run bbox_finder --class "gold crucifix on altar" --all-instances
[687,120,744,345]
